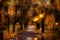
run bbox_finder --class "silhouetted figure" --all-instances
[36,23,40,30]
[41,19,44,33]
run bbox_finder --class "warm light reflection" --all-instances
[56,22,58,25]
[33,13,45,22]
[39,14,44,18]
[15,22,20,32]
[33,17,39,22]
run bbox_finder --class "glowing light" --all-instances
[33,17,39,22]
[16,22,19,24]
[39,14,44,18]
[56,22,58,25]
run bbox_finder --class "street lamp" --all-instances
[33,13,45,22]
[33,17,39,22]
[39,13,45,19]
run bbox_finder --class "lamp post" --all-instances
[33,11,45,33]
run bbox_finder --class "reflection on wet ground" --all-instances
[9,31,60,40]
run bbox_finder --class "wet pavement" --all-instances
[10,31,60,40]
